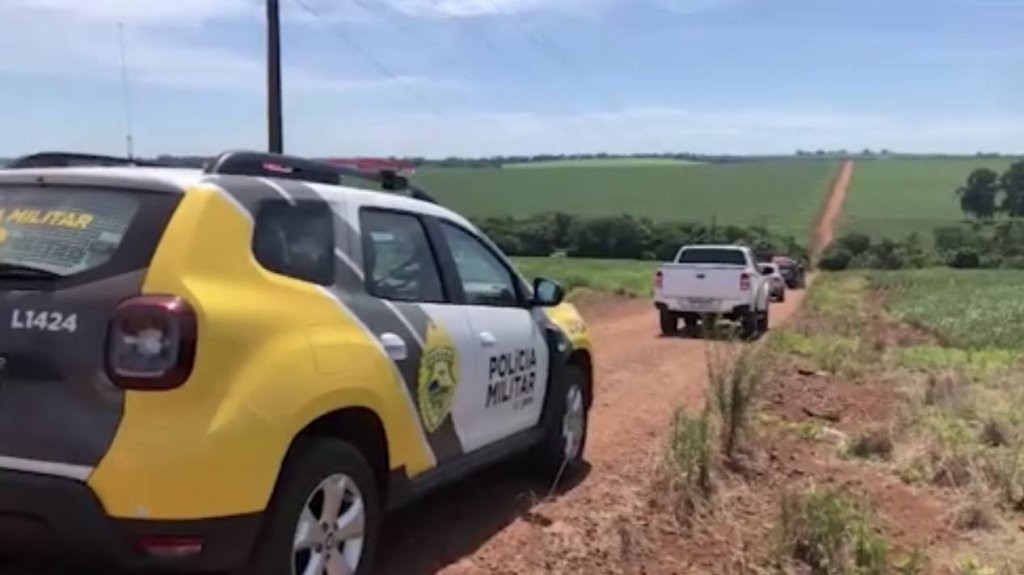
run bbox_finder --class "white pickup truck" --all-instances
[653,244,771,338]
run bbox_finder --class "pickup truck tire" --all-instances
[759,306,770,334]
[778,290,786,303]
[681,313,698,332]
[741,309,759,340]
[659,310,679,335]
[244,439,381,575]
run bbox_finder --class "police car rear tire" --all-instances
[534,364,589,481]
[243,439,381,575]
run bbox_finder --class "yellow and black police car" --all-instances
[0,151,594,574]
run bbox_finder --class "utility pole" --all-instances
[267,0,284,153]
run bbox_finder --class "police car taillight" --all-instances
[107,296,197,390]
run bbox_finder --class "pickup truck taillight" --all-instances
[740,272,751,291]
[654,270,664,289]
[107,296,197,390]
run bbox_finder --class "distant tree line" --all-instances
[821,160,1024,271]
[474,212,808,263]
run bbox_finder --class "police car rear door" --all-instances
[435,220,549,451]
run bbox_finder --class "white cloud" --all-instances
[6,104,1021,158]
[389,0,564,18]
[280,107,1024,157]
[14,0,258,26]
[653,0,734,15]
[0,0,430,94]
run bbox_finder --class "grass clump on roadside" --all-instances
[848,427,896,461]
[775,487,891,575]
[707,340,773,463]
[664,407,715,522]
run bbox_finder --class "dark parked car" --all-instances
[772,256,806,289]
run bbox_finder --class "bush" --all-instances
[948,248,981,269]
[837,233,872,256]
[819,245,853,271]
[476,212,808,262]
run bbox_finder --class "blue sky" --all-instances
[1,0,1022,157]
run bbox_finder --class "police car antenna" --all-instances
[118,22,136,160]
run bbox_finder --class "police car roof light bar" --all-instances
[206,150,437,205]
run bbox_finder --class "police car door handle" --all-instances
[379,333,407,361]
[478,332,497,347]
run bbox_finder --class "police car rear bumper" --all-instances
[0,468,261,572]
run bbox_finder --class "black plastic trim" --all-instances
[0,468,261,572]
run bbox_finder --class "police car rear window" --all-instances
[0,188,139,277]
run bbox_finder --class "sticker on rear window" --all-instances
[0,208,95,230]
[10,309,78,333]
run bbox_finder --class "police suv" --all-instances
[0,151,594,574]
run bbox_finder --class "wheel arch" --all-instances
[287,407,391,502]
[567,348,593,409]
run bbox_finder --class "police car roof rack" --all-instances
[206,150,437,205]
[6,152,168,169]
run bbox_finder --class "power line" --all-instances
[492,9,672,154]
[289,0,447,117]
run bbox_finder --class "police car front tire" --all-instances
[244,439,381,575]
[534,364,589,480]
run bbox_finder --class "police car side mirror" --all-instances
[531,277,565,307]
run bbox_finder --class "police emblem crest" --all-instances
[417,322,459,433]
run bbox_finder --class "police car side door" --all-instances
[432,218,549,451]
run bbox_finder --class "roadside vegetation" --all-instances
[512,257,654,297]
[650,269,1024,573]
[491,212,808,261]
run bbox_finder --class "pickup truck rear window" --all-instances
[676,248,747,266]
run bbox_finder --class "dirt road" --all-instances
[379,161,855,574]
[812,159,854,264]
[379,296,807,574]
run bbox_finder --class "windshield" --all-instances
[676,248,747,266]
[0,188,139,277]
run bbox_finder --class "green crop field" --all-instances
[841,158,1014,241]
[503,158,702,169]
[417,160,839,239]
[871,268,1024,349]
[512,257,656,297]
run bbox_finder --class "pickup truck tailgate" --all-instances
[659,264,746,300]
